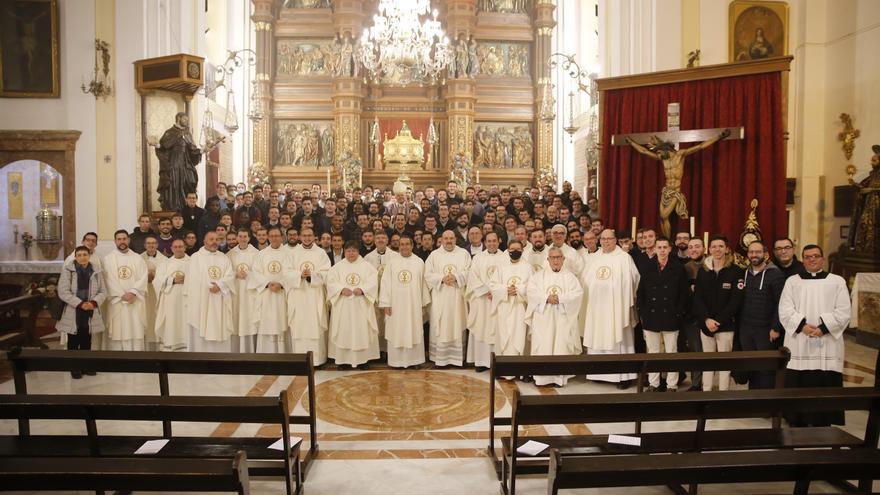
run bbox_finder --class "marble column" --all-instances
[251,0,275,168]
[534,0,557,188]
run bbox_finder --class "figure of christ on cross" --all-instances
[613,117,744,238]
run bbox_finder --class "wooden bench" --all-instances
[502,386,880,495]
[0,393,302,495]
[0,295,46,350]
[6,348,319,473]
[489,349,792,469]
[547,448,880,495]
[0,451,251,494]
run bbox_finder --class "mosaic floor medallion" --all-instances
[311,371,504,431]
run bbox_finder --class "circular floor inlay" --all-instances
[311,371,504,431]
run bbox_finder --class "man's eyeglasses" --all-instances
[773,246,793,251]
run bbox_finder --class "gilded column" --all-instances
[445,0,476,171]
[533,0,557,188]
[331,1,365,177]
[251,0,275,168]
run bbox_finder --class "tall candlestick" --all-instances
[689,216,695,237]
[703,231,709,247]
[476,170,480,184]
[631,216,637,238]
[326,169,331,193]
[342,169,347,191]
[358,169,362,188]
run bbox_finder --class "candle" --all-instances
[450,170,454,181]
[689,216,695,237]
[326,169,331,193]
[631,216,637,238]
[358,169,363,188]
[476,170,480,184]
[342,169,347,191]
[703,231,709,247]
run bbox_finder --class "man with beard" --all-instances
[425,230,472,367]
[380,235,430,368]
[674,231,691,264]
[545,225,583,276]
[738,240,785,389]
[773,237,804,279]
[466,232,505,370]
[185,231,235,352]
[288,228,332,366]
[129,214,155,254]
[102,230,149,350]
[525,229,548,273]
[454,212,471,247]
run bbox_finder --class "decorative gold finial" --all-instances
[838,113,860,184]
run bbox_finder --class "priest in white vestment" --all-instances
[524,230,548,273]
[364,230,400,353]
[327,241,380,368]
[425,230,472,366]
[141,236,166,351]
[582,229,641,387]
[227,230,259,353]
[249,227,293,353]
[153,239,189,351]
[102,230,148,350]
[185,231,235,352]
[544,225,584,276]
[288,228,331,365]
[466,232,505,369]
[778,245,851,426]
[379,235,430,368]
[525,247,583,386]
[490,240,532,360]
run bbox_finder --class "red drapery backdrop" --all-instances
[599,72,787,243]
[377,118,431,168]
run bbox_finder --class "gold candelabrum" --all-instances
[81,39,113,99]
[838,113,860,184]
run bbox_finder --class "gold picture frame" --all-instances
[0,0,60,98]
[7,171,23,219]
[729,1,789,63]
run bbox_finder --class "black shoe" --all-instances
[521,375,534,383]
[616,380,632,390]
[357,363,370,370]
[83,371,96,376]
[475,366,488,373]
[688,385,702,392]
[71,371,82,379]
[657,382,667,392]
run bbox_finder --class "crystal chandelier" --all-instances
[358,0,453,86]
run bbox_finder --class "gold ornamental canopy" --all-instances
[382,121,425,168]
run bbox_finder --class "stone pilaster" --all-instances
[251,0,275,168]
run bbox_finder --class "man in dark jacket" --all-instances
[692,235,744,391]
[772,237,804,279]
[637,237,689,391]
[129,214,155,254]
[739,240,786,389]
[180,192,205,234]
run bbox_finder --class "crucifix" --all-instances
[611,103,745,238]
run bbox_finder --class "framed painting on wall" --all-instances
[0,0,60,98]
[729,1,789,63]
[7,171,23,219]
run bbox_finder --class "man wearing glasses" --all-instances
[778,245,851,426]
[772,237,804,279]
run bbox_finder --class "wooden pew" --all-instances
[0,295,46,350]
[502,386,880,495]
[488,350,791,469]
[6,348,319,474]
[0,451,251,494]
[0,393,301,495]
[547,448,880,495]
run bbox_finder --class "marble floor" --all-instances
[0,337,876,495]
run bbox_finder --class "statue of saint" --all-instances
[155,112,200,212]
[321,126,334,167]
[848,144,880,256]
[625,128,730,238]
[467,36,479,77]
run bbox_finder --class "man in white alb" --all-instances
[102,230,148,350]
[582,229,641,388]
[466,231,505,370]
[141,235,166,351]
[154,239,189,351]
[228,229,259,352]
[185,231,235,352]
[288,227,332,366]
[490,240,532,360]
[525,247,583,386]
[379,235,430,368]
[424,230,471,366]
[327,241,379,369]
[364,230,399,353]
[249,227,293,353]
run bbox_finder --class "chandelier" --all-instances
[358,0,452,86]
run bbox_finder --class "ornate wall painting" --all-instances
[0,0,60,97]
[473,123,533,169]
[283,0,330,8]
[276,39,336,77]
[275,121,335,168]
[7,171,23,219]
[475,41,530,77]
[729,1,788,62]
[476,0,533,14]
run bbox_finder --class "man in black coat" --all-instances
[772,237,805,279]
[692,235,745,391]
[739,240,786,389]
[636,237,690,391]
